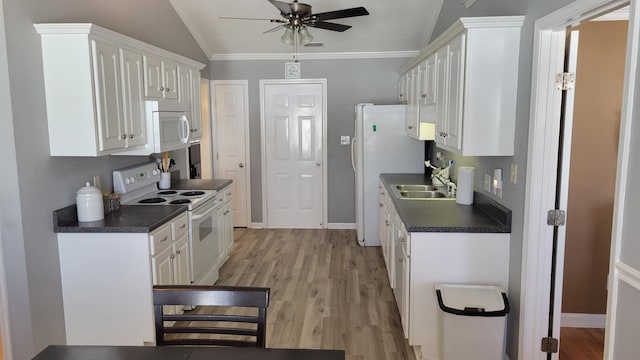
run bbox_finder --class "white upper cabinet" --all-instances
[145,56,178,100]
[399,16,524,156]
[190,70,203,141]
[35,23,205,157]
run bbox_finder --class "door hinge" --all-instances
[547,209,566,226]
[541,337,559,354]
[556,72,576,90]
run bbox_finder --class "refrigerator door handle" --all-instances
[351,136,358,172]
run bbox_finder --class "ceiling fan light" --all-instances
[298,26,313,45]
[281,27,294,45]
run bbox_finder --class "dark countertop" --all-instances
[53,205,187,233]
[171,179,232,192]
[381,174,511,233]
[53,179,232,234]
[32,345,345,360]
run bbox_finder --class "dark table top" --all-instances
[32,346,345,360]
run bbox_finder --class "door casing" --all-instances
[522,0,635,359]
[259,79,328,228]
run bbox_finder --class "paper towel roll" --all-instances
[456,166,475,205]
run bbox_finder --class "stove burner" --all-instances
[180,191,205,197]
[139,198,167,204]
[157,190,177,195]
[170,199,192,205]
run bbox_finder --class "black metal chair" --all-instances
[153,285,270,347]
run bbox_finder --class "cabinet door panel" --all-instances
[143,55,163,99]
[173,235,190,286]
[445,35,464,150]
[120,49,146,148]
[162,61,178,100]
[435,47,448,145]
[190,72,203,140]
[93,40,125,152]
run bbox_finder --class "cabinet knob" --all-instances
[165,88,170,92]
[422,94,427,98]
[161,236,168,242]
[239,163,244,168]
[176,250,181,254]
[160,87,165,91]
[129,134,134,139]
[170,254,175,259]
[408,126,413,129]
[399,258,403,263]
[180,224,186,229]
[380,203,383,208]
[121,134,127,139]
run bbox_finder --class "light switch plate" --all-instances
[340,135,350,145]
[484,174,492,192]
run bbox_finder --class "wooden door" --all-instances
[213,81,250,227]
[261,80,325,228]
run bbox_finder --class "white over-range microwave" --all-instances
[117,101,191,155]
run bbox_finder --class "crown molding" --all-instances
[209,50,418,61]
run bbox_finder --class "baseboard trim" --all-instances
[561,313,606,328]
[326,223,356,229]
[249,222,263,229]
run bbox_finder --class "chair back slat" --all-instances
[153,285,270,348]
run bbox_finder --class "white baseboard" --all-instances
[249,222,263,229]
[326,223,356,229]
[561,313,606,328]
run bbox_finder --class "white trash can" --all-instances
[435,284,509,360]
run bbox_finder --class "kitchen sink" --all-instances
[390,184,455,200]
[395,184,437,191]
[399,190,447,199]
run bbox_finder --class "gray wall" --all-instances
[0,0,206,358]
[210,58,410,224]
[430,0,574,358]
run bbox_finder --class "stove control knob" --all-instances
[124,178,131,185]
[128,176,135,184]
[152,169,159,176]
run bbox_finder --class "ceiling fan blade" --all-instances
[263,24,286,34]
[309,21,352,32]
[312,7,369,21]
[220,16,286,22]
[268,0,293,15]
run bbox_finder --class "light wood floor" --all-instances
[559,327,605,360]
[215,228,416,360]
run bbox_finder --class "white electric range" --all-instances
[113,162,220,286]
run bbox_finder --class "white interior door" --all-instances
[213,80,250,227]
[261,80,325,228]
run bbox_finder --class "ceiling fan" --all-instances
[221,0,370,46]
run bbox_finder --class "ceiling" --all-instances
[169,0,444,60]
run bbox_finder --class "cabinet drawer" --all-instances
[172,214,188,240]
[150,223,172,255]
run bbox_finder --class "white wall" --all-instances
[0,0,206,358]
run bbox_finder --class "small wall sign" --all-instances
[285,62,301,79]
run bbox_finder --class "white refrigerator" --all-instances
[351,103,424,246]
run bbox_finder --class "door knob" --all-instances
[239,163,244,168]
[316,162,321,167]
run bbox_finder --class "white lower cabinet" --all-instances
[378,181,509,359]
[215,185,234,266]
[57,212,189,345]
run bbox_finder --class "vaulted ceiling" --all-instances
[169,0,444,60]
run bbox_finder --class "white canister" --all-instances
[76,182,104,222]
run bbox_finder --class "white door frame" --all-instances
[259,79,328,228]
[521,0,633,359]
[211,80,252,227]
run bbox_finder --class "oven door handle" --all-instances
[191,199,219,221]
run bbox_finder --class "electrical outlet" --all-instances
[484,174,492,192]
[340,135,350,145]
[510,163,518,184]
